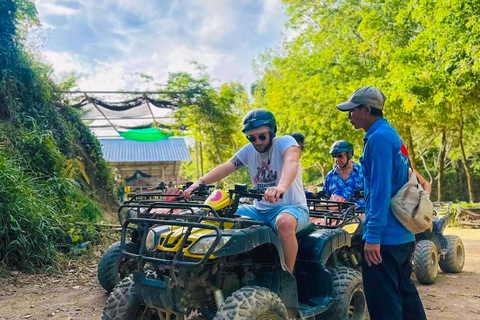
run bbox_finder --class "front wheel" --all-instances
[413,240,438,284]
[214,286,288,320]
[97,241,139,292]
[102,275,159,320]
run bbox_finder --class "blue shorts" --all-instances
[236,205,309,233]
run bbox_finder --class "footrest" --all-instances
[298,297,333,317]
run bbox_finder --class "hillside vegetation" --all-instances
[0,0,115,271]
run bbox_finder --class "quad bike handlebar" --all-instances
[226,184,283,217]
[228,183,284,199]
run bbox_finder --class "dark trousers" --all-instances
[362,241,427,320]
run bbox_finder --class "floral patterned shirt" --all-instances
[323,161,365,208]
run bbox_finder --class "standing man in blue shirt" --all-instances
[323,140,365,209]
[337,86,427,320]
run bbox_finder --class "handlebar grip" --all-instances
[250,193,284,200]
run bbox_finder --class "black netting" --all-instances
[71,98,89,109]
[71,96,174,111]
[65,92,192,138]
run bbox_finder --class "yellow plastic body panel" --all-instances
[342,223,359,234]
[204,190,233,211]
[156,221,234,259]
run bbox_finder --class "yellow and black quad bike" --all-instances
[102,184,367,320]
[97,184,215,292]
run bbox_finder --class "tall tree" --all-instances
[167,72,249,184]
[253,0,480,201]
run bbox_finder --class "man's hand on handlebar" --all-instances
[184,181,201,200]
[264,186,286,203]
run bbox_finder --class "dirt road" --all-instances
[0,227,479,320]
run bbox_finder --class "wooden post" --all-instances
[144,95,157,128]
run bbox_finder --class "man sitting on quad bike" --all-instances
[323,140,365,208]
[308,140,364,225]
[185,109,308,273]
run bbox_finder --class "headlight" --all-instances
[145,230,156,251]
[188,236,231,255]
[125,209,138,220]
[145,226,170,251]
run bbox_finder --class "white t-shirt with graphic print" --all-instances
[234,135,308,210]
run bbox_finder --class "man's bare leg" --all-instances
[275,213,298,273]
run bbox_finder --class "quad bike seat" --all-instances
[296,222,316,240]
[232,217,316,240]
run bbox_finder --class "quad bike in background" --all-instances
[97,184,214,292]
[317,192,465,285]
[307,190,365,236]
[413,214,465,284]
[307,192,366,265]
[307,189,466,286]
[102,184,367,320]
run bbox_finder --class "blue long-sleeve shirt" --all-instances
[360,118,414,245]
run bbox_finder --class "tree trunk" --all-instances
[210,125,223,165]
[199,140,204,177]
[458,119,475,202]
[420,154,433,184]
[195,139,200,180]
[406,126,417,170]
[437,129,447,202]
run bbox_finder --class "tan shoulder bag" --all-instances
[390,170,433,234]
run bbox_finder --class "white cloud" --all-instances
[38,0,286,91]
[42,51,131,91]
[257,0,285,34]
[195,0,234,43]
[35,1,79,16]
[104,0,162,21]
[42,51,84,74]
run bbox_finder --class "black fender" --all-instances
[295,228,351,307]
[214,225,288,269]
[297,228,351,263]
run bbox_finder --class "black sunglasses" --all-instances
[332,153,345,159]
[246,133,267,143]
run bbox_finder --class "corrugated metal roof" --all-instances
[99,138,191,162]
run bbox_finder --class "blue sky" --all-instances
[35,0,287,91]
